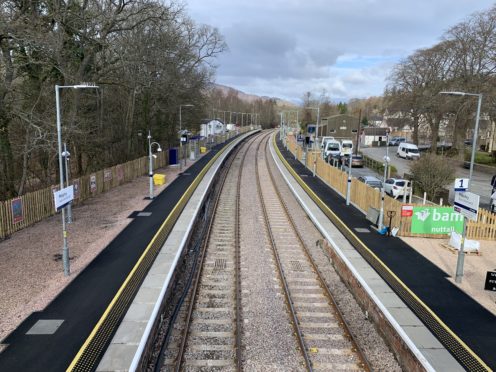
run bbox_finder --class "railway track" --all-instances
[155,131,371,371]
[255,133,370,371]
[156,134,258,371]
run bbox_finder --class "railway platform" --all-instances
[274,137,495,371]
[0,132,255,372]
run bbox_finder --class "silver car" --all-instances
[358,176,383,190]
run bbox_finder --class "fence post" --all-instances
[423,192,427,205]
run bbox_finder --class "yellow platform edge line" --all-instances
[273,134,491,372]
[67,138,237,371]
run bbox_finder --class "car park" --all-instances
[388,137,406,146]
[397,143,420,160]
[358,176,383,190]
[383,178,409,197]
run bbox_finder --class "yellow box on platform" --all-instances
[200,146,207,153]
[153,173,166,186]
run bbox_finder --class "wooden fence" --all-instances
[0,152,168,239]
[0,128,252,240]
[285,135,496,240]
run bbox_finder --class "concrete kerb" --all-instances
[269,135,439,372]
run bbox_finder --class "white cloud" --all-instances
[186,0,495,101]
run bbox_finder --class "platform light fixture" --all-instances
[55,83,99,276]
[439,90,482,283]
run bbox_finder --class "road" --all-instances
[360,146,494,209]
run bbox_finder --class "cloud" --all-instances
[218,23,341,80]
[186,0,495,101]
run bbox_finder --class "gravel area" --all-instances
[239,136,305,371]
[0,161,189,343]
[266,141,402,371]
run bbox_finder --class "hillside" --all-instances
[214,84,297,108]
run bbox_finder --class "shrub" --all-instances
[410,153,456,200]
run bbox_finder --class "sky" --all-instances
[185,0,495,103]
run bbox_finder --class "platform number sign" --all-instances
[454,178,469,192]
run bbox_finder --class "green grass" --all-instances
[465,150,496,166]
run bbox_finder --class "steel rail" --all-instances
[254,132,314,372]
[273,134,492,372]
[173,132,263,371]
[263,134,371,371]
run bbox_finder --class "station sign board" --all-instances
[53,186,74,211]
[411,207,463,234]
[454,191,479,221]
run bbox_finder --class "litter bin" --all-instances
[153,174,166,186]
[169,148,178,165]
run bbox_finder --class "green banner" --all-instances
[411,207,464,234]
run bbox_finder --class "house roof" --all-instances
[200,119,224,125]
[363,127,388,136]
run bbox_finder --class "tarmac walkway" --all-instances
[0,141,230,372]
[276,138,496,370]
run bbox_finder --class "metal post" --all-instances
[356,109,361,155]
[179,107,183,171]
[379,133,389,230]
[148,130,154,199]
[346,154,352,205]
[63,143,72,223]
[316,106,320,149]
[455,93,482,283]
[56,86,70,276]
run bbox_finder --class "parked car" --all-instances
[383,178,410,198]
[321,136,335,149]
[397,143,420,160]
[351,154,364,167]
[324,140,341,161]
[358,176,383,190]
[388,137,406,146]
[340,139,353,156]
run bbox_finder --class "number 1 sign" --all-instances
[454,178,469,192]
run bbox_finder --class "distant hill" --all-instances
[214,84,297,108]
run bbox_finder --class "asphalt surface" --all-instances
[278,139,496,370]
[361,146,494,208]
[0,141,230,372]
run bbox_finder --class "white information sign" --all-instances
[454,178,469,192]
[53,186,74,211]
[454,191,480,221]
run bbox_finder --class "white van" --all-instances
[397,143,420,160]
[321,136,335,150]
[324,140,341,160]
[340,139,353,156]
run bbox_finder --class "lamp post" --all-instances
[147,130,162,200]
[179,104,194,171]
[62,143,72,223]
[55,83,98,276]
[346,154,353,206]
[378,132,390,231]
[440,91,483,283]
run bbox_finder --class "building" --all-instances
[361,127,389,147]
[200,119,226,137]
[319,114,361,140]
